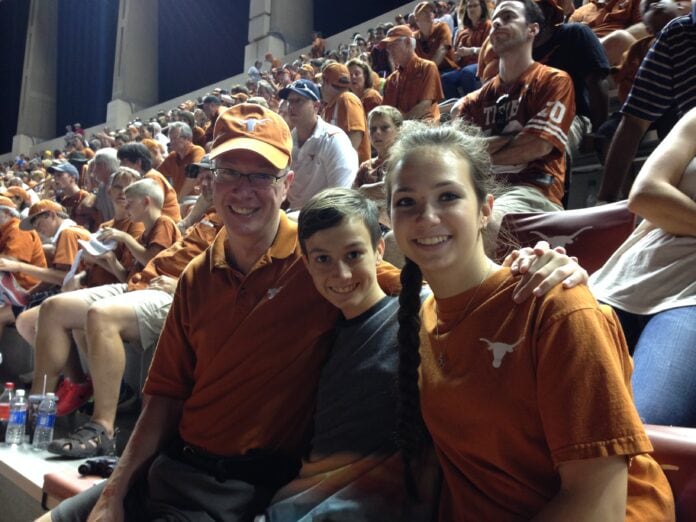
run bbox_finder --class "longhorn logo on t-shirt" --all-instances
[267,287,282,300]
[480,337,524,368]
[242,118,271,133]
[528,226,593,249]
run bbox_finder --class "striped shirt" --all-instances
[622,14,696,121]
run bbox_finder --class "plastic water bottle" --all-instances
[5,389,27,445]
[0,382,15,441]
[32,393,57,450]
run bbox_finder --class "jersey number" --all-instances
[538,101,566,124]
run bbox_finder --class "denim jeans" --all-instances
[616,306,696,427]
[441,64,480,100]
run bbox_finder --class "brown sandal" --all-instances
[47,421,117,459]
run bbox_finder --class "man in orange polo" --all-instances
[380,25,445,121]
[158,121,205,202]
[320,62,371,163]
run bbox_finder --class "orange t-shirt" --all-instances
[85,217,144,287]
[145,169,182,222]
[360,88,383,119]
[569,0,642,37]
[53,226,91,268]
[127,215,181,279]
[420,268,675,521]
[457,62,575,206]
[127,210,222,291]
[415,21,458,71]
[192,126,207,148]
[322,91,372,164]
[454,20,492,67]
[158,145,205,197]
[383,54,444,122]
[0,217,46,289]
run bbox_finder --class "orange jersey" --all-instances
[158,145,205,197]
[421,268,675,521]
[383,54,444,122]
[127,210,222,291]
[458,62,575,206]
[0,217,46,289]
[53,226,91,268]
[415,21,458,71]
[322,91,371,164]
[569,0,642,37]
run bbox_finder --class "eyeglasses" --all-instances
[493,94,510,135]
[212,168,287,188]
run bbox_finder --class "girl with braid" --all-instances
[386,120,674,521]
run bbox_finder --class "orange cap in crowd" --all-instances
[377,25,413,48]
[19,199,68,231]
[322,63,351,88]
[0,196,18,215]
[209,104,293,170]
[4,186,31,204]
[414,1,435,16]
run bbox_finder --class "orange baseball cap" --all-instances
[0,196,17,215]
[414,1,435,16]
[378,25,414,48]
[19,199,68,231]
[4,186,31,204]
[322,62,351,88]
[208,103,293,169]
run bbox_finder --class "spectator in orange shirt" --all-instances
[321,62,372,163]
[379,25,445,122]
[50,162,100,232]
[413,1,459,72]
[199,95,222,150]
[310,31,326,58]
[346,59,383,119]
[158,121,205,202]
[441,0,492,99]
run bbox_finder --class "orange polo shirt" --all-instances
[53,226,91,268]
[570,0,642,37]
[383,54,444,122]
[158,145,205,197]
[0,217,46,289]
[144,169,182,222]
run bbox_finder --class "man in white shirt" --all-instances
[278,80,358,210]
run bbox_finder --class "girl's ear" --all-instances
[375,237,386,265]
[480,193,494,230]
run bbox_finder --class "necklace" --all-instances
[434,260,494,370]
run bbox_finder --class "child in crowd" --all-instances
[386,120,675,521]
[263,188,435,521]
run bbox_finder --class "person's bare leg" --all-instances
[85,301,140,436]
[600,30,636,66]
[15,305,40,347]
[27,295,92,395]
[66,329,89,382]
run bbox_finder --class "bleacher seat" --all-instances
[645,424,696,522]
[496,200,636,274]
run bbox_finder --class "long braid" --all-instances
[396,257,427,499]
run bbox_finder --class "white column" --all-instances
[109,0,158,128]
[14,0,58,152]
[244,0,314,69]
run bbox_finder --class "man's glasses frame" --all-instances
[212,168,287,188]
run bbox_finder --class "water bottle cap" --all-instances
[16,389,25,396]
[46,393,55,398]
[3,382,14,389]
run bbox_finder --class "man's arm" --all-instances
[0,259,67,285]
[628,108,696,236]
[585,70,609,130]
[406,99,435,120]
[324,134,359,188]
[597,113,650,202]
[491,133,554,166]
[347,131,364,151]
[87,395,183,522]
[532,456,628,521]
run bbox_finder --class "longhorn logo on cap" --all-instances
[243,118,271,132]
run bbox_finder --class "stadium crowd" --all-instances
[0,0,692,520]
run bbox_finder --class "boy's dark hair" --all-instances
[117,143,153,173]
[515,0,545,29]
[298,188,381,255]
